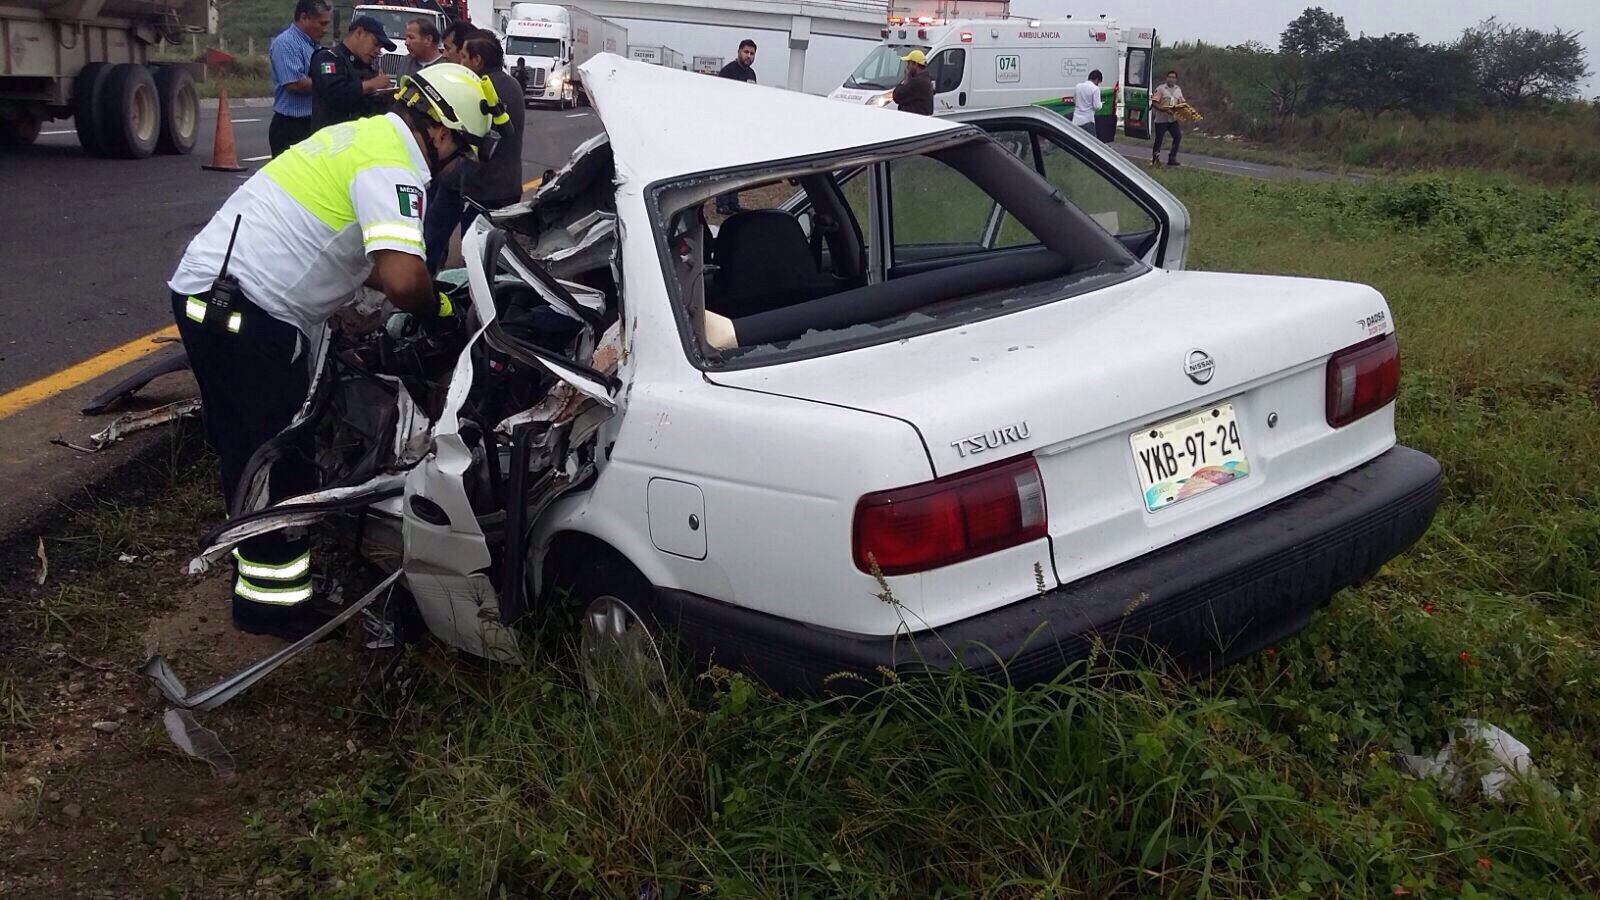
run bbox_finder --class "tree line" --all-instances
[1248,7,1591,120]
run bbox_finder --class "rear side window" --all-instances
[888,133,1040,264]
[1037,137,1157,238]
[656,136,1142,369]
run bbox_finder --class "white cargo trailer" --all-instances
[500,3,625,108]
[0,0,214,157]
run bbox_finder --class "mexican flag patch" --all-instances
[320,60,337,75]
[396,185,423,217]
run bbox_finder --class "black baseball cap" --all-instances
[349,15,397,51]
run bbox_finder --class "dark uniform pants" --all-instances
[1153,121,1182,162]
[171,290,316,628]
[268,113,313,159]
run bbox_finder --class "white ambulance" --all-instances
[830,16,1158,138]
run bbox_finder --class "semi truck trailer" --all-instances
[628,43,684,70]
[500,3,625,108]
[0,0,214,157]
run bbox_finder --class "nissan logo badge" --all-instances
[1185,349,1215,385]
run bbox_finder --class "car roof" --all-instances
[579,53,965,186]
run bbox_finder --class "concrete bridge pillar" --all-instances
[786,14,812,91]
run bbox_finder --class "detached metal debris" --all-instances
[55,398,201,454]
[141,570,401,713]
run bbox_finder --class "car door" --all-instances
[949,106,1188,269]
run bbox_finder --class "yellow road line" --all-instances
[521,176,543,191]
[0,324,179,420]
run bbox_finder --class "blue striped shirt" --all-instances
[269,24,318,118]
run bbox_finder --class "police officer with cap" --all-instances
[310,15,397,130]
[167,64,508,640]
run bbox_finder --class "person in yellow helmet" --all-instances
[892,48,935,115]
[166,63,507,641]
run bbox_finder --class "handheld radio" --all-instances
[205,215,244,333]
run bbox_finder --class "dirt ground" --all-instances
[0,458,391,899]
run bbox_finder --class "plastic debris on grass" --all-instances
[1398,719,1534,800]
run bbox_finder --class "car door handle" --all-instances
[958,91,967,106]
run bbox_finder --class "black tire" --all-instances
[153,66,199,155]
[72,62,114,156]
[99,63,161,159]
[0,115,42,146]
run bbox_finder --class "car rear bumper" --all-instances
[653,445,1442,694]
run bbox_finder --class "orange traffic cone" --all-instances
[202,87,246,172]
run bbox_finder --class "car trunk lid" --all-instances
[707,268,1399,586]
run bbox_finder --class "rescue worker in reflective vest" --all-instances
[309,15,396,131]
[167,64,508,640]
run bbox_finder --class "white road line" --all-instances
[564,113,588,118]
[242,154,272,162]
[231,117,263,123]
[41,129,75,136]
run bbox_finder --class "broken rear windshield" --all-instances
[653,135,1144,370]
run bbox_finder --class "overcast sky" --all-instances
[608,1,1596,95]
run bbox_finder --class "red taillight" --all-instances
[1326,333,1399,427]
[853,455,1047,576]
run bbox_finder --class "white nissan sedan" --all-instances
[192,55,1440,695]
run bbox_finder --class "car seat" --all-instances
[709,210,840,318]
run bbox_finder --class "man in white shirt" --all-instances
[1072,69,1103,133]
[1151,69,1185,166]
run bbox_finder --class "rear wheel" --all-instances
[153,66,199,155]
[559,552,669,708]
[99,63,161,159]
[72,62,114,156]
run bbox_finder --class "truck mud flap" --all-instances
[141,570,403,712]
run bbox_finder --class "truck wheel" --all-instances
[0,115,42,145]
[72,62,114,156]
[99,64,161,159]
[154,66,199,155]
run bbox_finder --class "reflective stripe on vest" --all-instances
[263,116,415,233]
[234,576,314,605]
[233,549,311,582]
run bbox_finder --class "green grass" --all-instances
[1160,41,1600,184]
[280,168,1600,897]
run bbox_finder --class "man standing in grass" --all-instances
[1151,69,1184,166]
[1072,69,1102,133]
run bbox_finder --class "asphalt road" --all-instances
[0,101,603,393]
